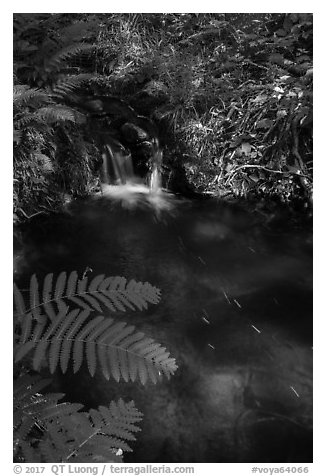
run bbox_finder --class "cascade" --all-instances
[98,132,173,211]
[99,150,173,212]
[101,141,135,185]
[83,95,173,210]
[148,150,163,193]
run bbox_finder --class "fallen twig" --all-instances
[225,164,312,186]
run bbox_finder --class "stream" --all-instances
[14,190,313,463]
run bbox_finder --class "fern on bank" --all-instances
[13,86,52,109]
[51,73,96,99]
[45,43,96,72]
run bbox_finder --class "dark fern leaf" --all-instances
[14,373,81,462]
[14,308,178,383]
[33,401,140,463]
[40,421,123,462]
[43,273,53,303]
[14,374,51,404]
[13,283,26,319]
[14,271,161,320]
[30,275,41,321]
[45,44,95,71]
[54,271,67,299]
[35,106,80,124]
[52,73,95,98]
[66,270,78,297]
[14,266,176,462]
[90,399,143,442]
[19,312,33,345]
[13,86,51,110]
[14,374,82,430]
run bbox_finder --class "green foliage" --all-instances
[14,271,177,462]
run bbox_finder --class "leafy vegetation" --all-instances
[13,14,313,463]
[14,271,177,462]
[13,13,313,223]
[14,374,142,462]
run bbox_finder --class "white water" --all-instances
[148,150,163,193]
[98,182,175,212]
[101,144,135,184]
[99,144,172,211]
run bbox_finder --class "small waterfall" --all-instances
[149,165,161,193]
[98,131,174,213]
[148,149,163,193]
[101,143,135,185]
[101,141,164,192]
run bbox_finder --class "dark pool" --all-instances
[14,193,313,463]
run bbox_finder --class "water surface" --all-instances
[15,194,313,462]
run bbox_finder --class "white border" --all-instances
[3,4,324,474]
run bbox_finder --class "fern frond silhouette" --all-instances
[14,374,142,463]
[14,271,161,321]
[14,272,177,383]
[14,306,177,383]
[14,271,177,461]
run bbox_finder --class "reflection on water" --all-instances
[15,195,313,462]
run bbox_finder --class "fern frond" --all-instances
[30,274,41,320]
[52,73,95,97]
[14,374,51,404]
[14,283,26,320]
[14,272,177,382]
[15,307,177,384]
[35,106,81,124]
[13,86,51,109]
[89,399,143,442]
[45,44,95,71]
[15,272,161,321]
[14,374,137,463]
[44,400,142,462]
[14,308,178,383]
[13,374,82,446]
[40,416,124,462]
[14,112,49,130]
